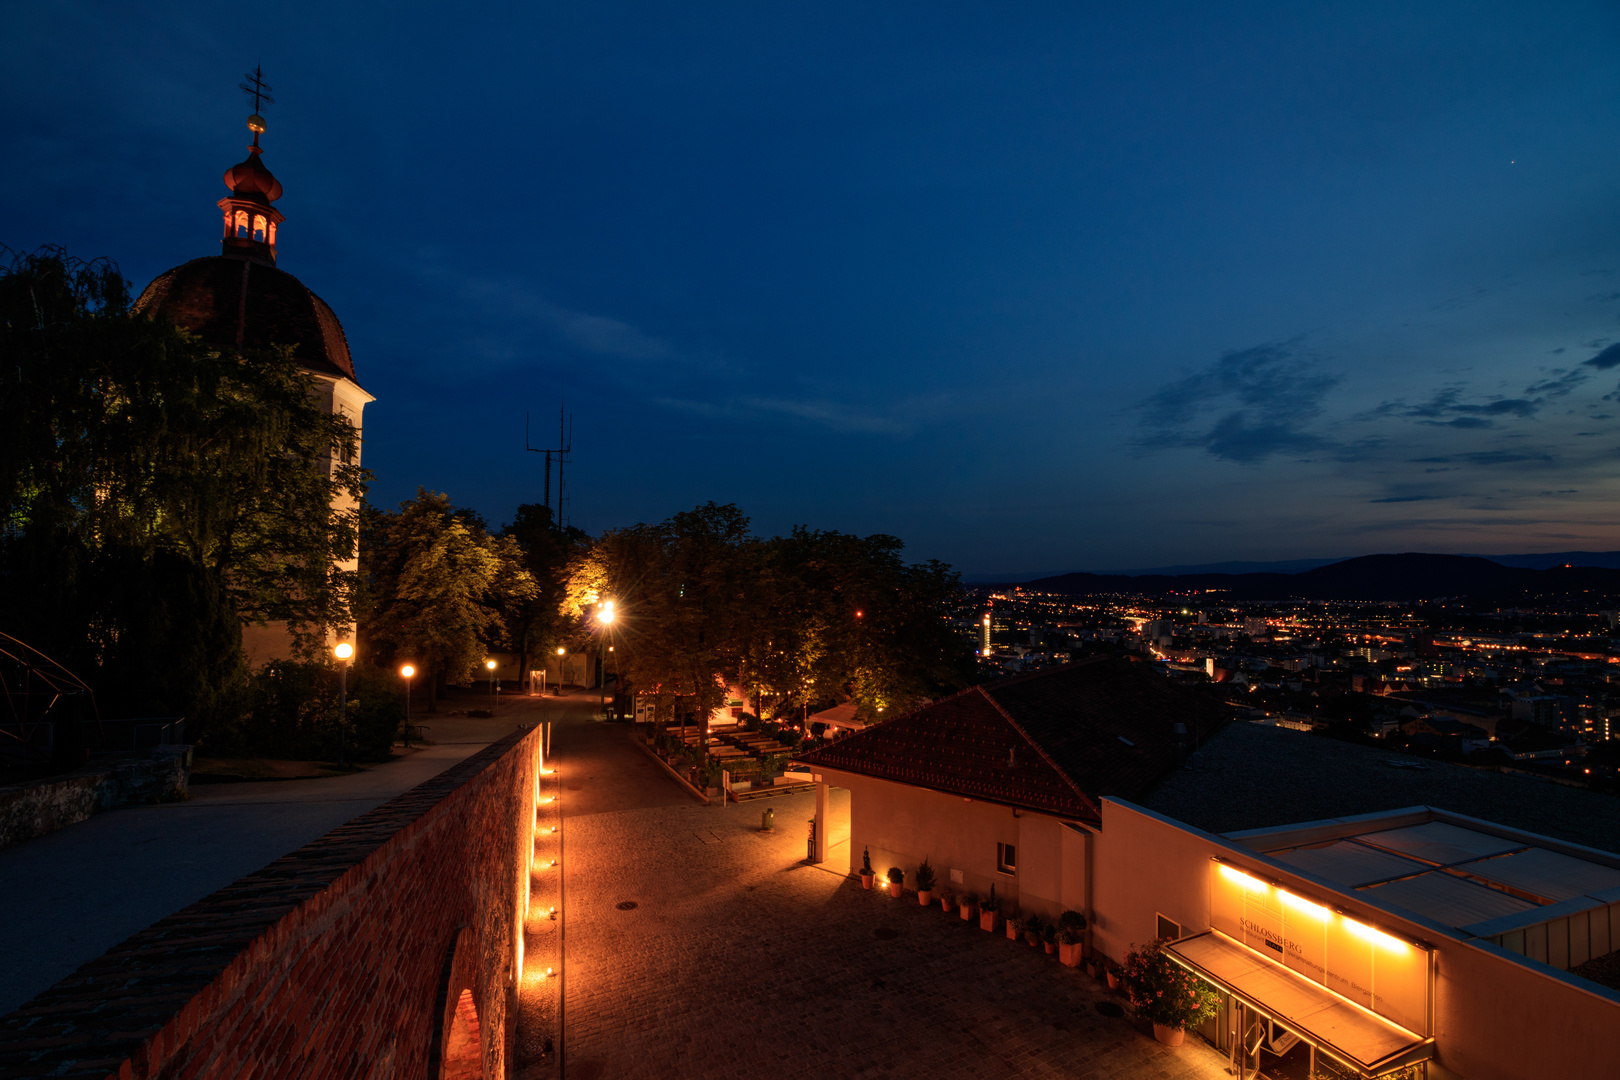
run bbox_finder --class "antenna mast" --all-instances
[524,402,573,529]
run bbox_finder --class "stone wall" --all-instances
[0,745,191,851]
[0,725,541,1080]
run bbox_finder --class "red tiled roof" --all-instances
[794,655,1230,821]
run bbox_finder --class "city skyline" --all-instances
[7,2,1620,574]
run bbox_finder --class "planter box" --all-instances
[979,910,998,932]
[1059,942,1082,967]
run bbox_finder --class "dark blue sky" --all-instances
[8,2,1620,574]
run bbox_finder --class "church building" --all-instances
[134,99,374,665]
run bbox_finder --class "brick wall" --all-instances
[0,725,541,1080]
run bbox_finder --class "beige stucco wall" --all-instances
[807,768,1089,922]
[1096,798,1620,1080]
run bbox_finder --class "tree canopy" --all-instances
[567,502,973,733]
[0,246,368,741]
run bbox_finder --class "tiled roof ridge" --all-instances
[975,685,1102,821]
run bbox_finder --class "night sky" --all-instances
[7,2,1620,576]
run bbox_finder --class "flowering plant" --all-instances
[1118,939,1221,1030]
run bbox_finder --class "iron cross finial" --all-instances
[239,66,275,115]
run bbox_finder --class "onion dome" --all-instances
[135,257,358,383]
[217,114,285,265]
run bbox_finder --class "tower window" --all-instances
[252,215,267,242]
[267,222,277,245]
[234,210,250,238]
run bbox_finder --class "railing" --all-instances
[0,721,54,757]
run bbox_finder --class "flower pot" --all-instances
[1006,922,1019,941]
[860,873,873,890]
[1058,942,1082,967]
[1152,1023,1185,1047]
[960,904,976,922]
[979,910,997,932]
[888,881,903,898]
[1044,941,1056,955]
[1106,970,1120,990]
[940,896,954,913]
[1026,933,1040,947]
[918,889,932,907]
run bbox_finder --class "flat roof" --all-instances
[1249,812,1620,939]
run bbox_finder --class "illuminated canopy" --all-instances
[1165,930,1433,1078]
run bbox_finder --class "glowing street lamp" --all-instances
[555,645,565,696]
[400,664,415,746]
[486,658,499,715]
[333,642,354,767]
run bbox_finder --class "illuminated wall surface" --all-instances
[1213,864,1429,1035]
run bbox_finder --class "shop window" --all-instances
[1156,913,1183,941]
[234,210,250,238]
[252,214,267,242]
[997,842,1017,874]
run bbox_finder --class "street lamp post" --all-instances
[486,658,498,715]
[400,664,415,746]
[334,642,353,767]
[597,601,616,719]
[555,646,565,695]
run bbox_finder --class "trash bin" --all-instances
[761,807,774,832]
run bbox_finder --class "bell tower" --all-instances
[218,67,284,265]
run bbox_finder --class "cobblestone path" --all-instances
[550,741,1233,1080]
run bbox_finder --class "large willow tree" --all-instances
[0,246,368,743]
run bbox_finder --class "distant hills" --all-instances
[1008,552,1620,603]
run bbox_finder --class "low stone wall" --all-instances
[0,725,541,1080]
[0,745,191,851]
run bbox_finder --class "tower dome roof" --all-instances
[223,147,283,204]
[134,256,359,384]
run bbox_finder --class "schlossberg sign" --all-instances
[1211,862,1430,1036]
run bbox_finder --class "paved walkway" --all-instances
[0,692,551,1015]
[526,727,1234,1080]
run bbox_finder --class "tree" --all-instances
[567,503,973,744]
[0,246,368,746]
[360,489,537,709]
[501,503,588,693]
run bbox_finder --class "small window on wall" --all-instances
[997,842,1017,874]
[1156,914,1183,942]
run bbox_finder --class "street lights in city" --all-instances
[400,664,415,746]
[597,601,616,718]
[486,658,499,715]
[555,645,565,695]
[333,642,353,767]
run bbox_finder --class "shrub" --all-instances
[862,846,874,875]
[982,884,1000,913]
[914,857,936,892]
[886,866,904,885]
[1118,939,1221,1031]
[1057,909,1088,945]
[240,660,402,762]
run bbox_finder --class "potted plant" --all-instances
[1042,923,1057,955]
[979,885,1000,932]
[1106,960,1121,990]
[886,866,904,898]
[959,893,978,922]
[1023,914,1044,947]
[1005,912,1022,941]
[939,888,955,913]
[914,858,936,906]
[1056,910,1088,966]
[859,847,874,890]
[1118,939,1221,1046]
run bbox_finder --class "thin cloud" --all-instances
[1136,340,1336,464]
[1584,343,1620,370]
